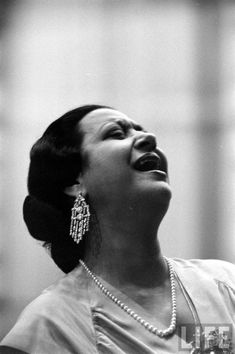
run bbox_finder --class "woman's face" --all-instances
[78,108,171,211]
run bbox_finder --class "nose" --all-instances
[133,132,157,152]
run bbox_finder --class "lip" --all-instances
[133,152,167,174]
[147,170,168,183]
[149,169,167,176]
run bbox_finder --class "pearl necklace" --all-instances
[80,257,177,338]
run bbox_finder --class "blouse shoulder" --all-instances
[0,266,98,354]
[171,257,235,289]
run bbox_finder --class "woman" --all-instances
[0,105,234,354]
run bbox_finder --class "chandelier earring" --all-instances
[70,193,90,244]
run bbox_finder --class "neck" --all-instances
[84,204,168,289]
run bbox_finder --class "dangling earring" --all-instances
[70,193,90,244]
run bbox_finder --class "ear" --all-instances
[64,183,80,197]
[64,175,87,198]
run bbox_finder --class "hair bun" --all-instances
[23,195,68,243]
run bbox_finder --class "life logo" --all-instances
[178,323,233,353]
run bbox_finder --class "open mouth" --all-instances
[133,153,166,174]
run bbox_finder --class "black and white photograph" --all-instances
[0,1,234,353]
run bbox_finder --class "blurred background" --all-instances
[0,0,235,340]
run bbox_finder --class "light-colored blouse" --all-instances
[1,258,235,353]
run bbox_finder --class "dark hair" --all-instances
[23,104,111,273]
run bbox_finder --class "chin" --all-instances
[138,182,172,210]
[160,182,172,199]
[157,187,172,207]
[153,189,172,222]
[150,182,172,210]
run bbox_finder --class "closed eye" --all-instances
[107,129,125,139]
[102,121,145,140]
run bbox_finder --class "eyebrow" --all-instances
[116,120,146,132]
[98,119,147,136]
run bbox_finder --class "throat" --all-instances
[86,244,168,290]
[85,214,166,288]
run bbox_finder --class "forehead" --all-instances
[79,108,140,138]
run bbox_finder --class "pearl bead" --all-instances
[80,257,177,338]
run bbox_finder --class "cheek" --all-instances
[83,151,131,198]
[86,158,127,184]
[85,145,128,176]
